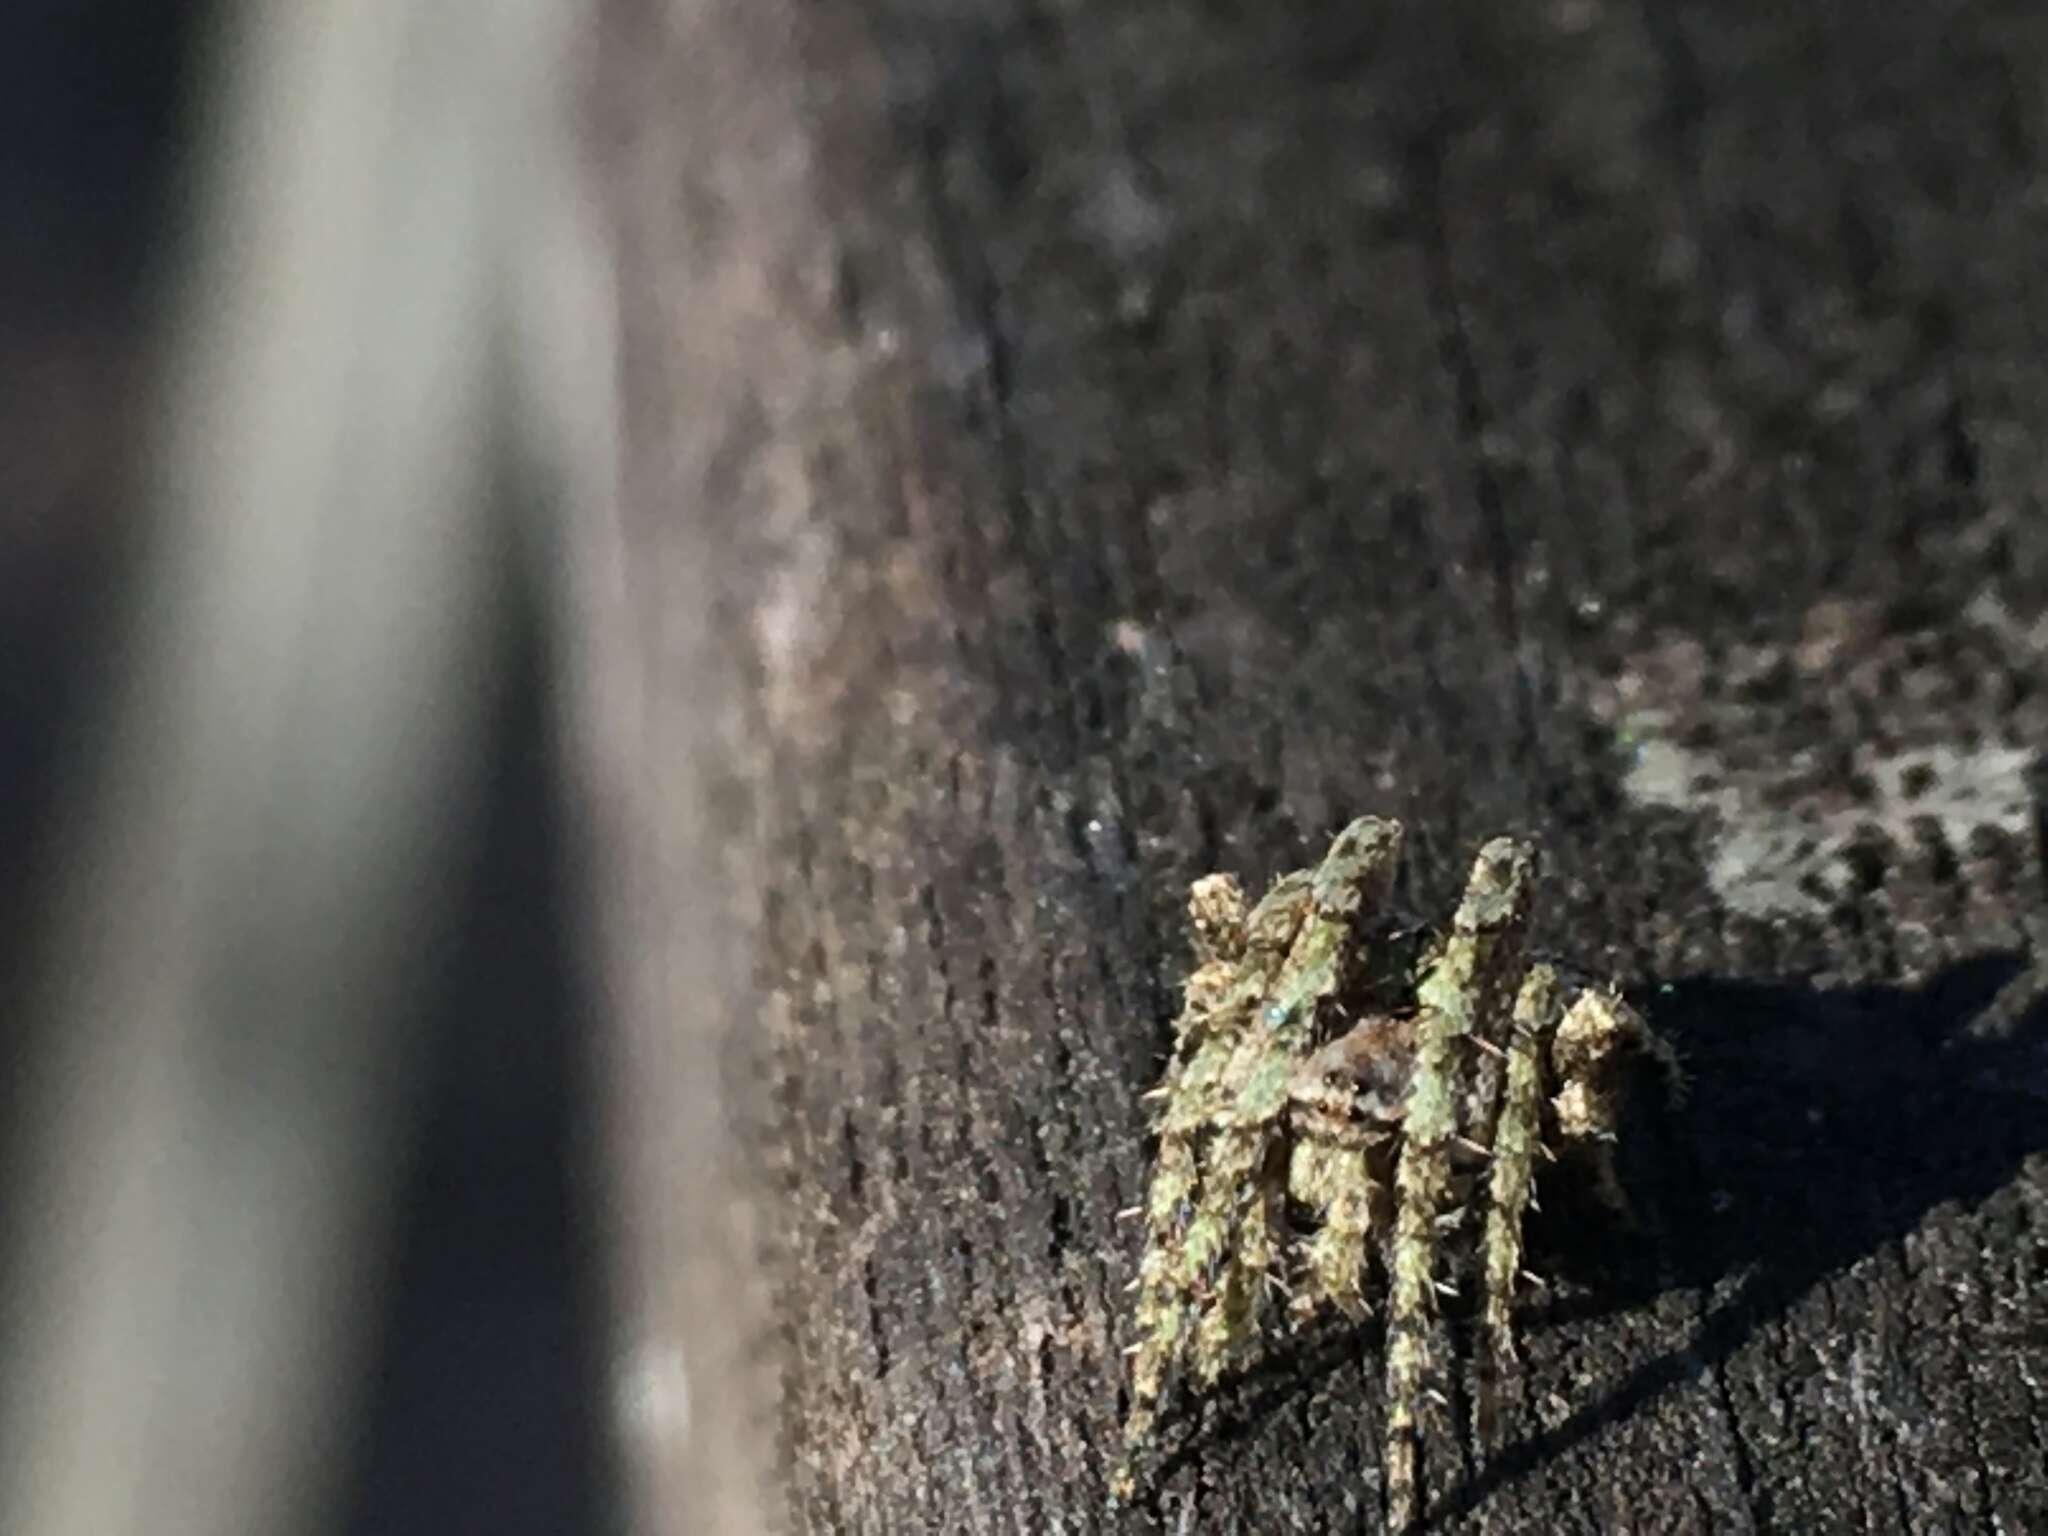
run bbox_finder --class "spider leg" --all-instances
[1137,877,1246,1121]
[1385,837,1536,1532]
[1195,818,1405,1382]
[1189,1123,1278,1382]
[1474,962,1561,1447]
[1285,1012,1411,1320]
[1120,1127,1201,1435]
[1113,876,1255,1498]
[1116,862,1325,1496]
[1286,1114,1384,1321]
[1548,988,1651,1221]
[1187,872,1250,969]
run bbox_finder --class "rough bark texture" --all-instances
[592,1,2048,1530]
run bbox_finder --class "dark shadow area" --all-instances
[0,0,209,1220]
[1122,951,2048,1527]
[1420,953,2048,1529]
[338,590,622,1536]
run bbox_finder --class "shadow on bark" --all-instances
[1122,951,2048,1528]
[1424,953,2048,1527]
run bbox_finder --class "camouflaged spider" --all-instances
[1113,817,1675,1529]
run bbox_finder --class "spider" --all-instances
[1112,816,1675,1529]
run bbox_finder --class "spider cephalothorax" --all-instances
[1113,816,1673,1528]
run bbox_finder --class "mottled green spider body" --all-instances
[1114,817,1669,1529]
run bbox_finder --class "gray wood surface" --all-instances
[593,1,2048,1529]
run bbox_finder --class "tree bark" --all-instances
[585,2,2048,1529]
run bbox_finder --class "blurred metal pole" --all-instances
[0,4,597,1534]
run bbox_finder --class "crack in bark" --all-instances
[1408,131,1543,779]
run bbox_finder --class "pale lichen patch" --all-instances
[1583,595,2045,920]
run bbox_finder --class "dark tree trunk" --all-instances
[586,2,2048,1530]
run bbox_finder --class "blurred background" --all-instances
[0,4,623,1533]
